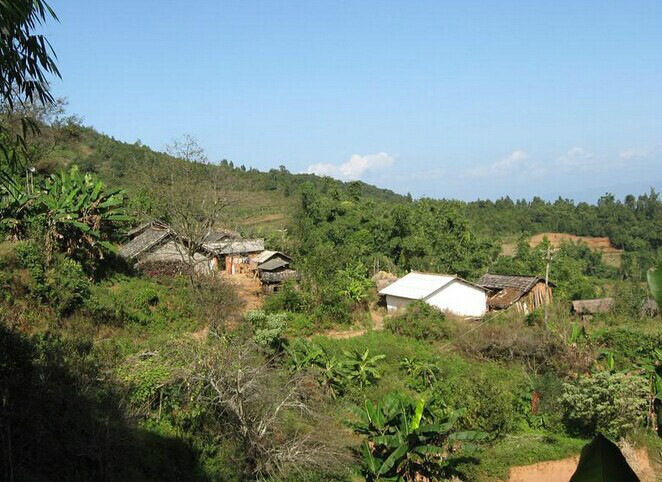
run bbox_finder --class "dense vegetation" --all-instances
[2,3,662,481]
[2,108,661,481]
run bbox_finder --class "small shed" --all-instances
[256,251,297,293]
[477,274,554,313]
[571,298,614,320]
[378,272,488,318]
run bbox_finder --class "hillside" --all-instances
[42,124,405,233]
[3,117,662,482]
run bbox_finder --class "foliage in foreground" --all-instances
[561,371,649,439]
[352,392,486,482]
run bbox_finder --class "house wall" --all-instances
[224,252,261,275]
[520,282,553,313]
[141,241,214,274]
[385,295,414,312]
[424,280,487,317]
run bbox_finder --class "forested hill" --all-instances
[37,118,662,255]
[43,123,406,230]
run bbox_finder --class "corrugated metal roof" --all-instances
[378,272,456,300]
[255,250,292,265]
[255,250,278,264]
[206,239,265,255]
[119,227,171,259]
[258,257,290,271]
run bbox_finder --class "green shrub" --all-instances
[313,290,353,325]
[432,356,527,439]
[613,281,648,318]
[15,240,47,298]
[561,371,648,438]
[591,326,662,369]
[46,255,91,315]
[284,312,316,337]
[525,308,544,326]
[263,281,311,313]
[245,310,287,350]
[385,301,448,340]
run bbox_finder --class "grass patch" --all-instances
[461,433,587,481]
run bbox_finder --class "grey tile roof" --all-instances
[205,239,265,255]
[477,274,555,292]
[119,227,172,259]
[571,298,614,315]
[201,228,240,243]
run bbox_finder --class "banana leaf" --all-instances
[569,434,639,482]
[378,442,408,475]
[648,264,662,308]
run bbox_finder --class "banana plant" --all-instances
[400,357,440,390]
[647,263,662,308]
[317,353,350,398]
[284,340,324,372]
[39,166,130,262]
[569,322,587,345]
[343,348,386,388]
[0,177,37,238]
[351,392,486,482]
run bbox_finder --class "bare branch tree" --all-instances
[189,340,352,480]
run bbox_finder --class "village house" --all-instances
[119,222,264,276]
[119,222,217,274]
[204,238,265,274]
[378,272,488,318]
[254,251,298,293]
[477,274,554,313]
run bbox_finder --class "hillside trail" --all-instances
[224,273,263,312]
[322,309,385,339]
[506,446,657,482]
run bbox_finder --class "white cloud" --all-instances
[306,152,396,180]
[465,150,529,177]
[619,148,649,160]
[557,146,594,167]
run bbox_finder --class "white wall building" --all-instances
[378,272,488,318]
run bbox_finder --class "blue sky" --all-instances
[47,1,661,201]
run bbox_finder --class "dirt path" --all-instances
[507,456,579,482]
[322,309,386,339]
[222,273,263,312]
[239,213,286,226]
[507,447,656,482]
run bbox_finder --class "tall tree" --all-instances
[1,0,60,186]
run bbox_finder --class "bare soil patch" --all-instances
[529,232,622,253]
[221,273,263,312]
[507,447,655,482]
[320,309,386,339]
[502,232,623,266]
